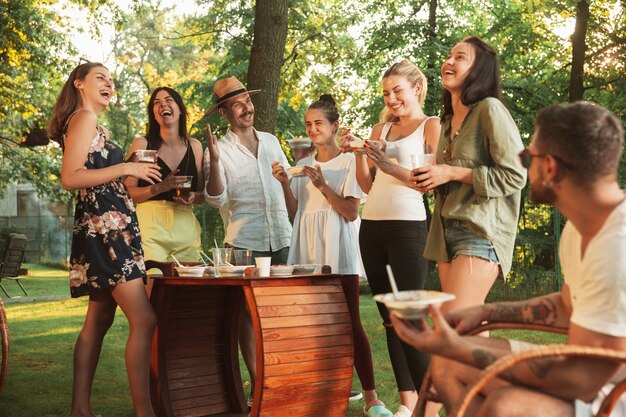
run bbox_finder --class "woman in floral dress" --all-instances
[48,62,161,417]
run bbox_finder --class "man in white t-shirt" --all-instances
[391,101,626,417]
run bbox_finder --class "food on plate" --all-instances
[349,140,382,154]
[287,166,306,177]
[244,267,258,277]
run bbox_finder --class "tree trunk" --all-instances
[569,1,589,102]
[247,0,288,134]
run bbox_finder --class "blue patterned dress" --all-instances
[68,126,146,298]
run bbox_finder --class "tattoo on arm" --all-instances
[527,357,558,379]
[525,298,558,325]
[472,349,498,369]
[489,297,558,325]
[499,369,524,385]
[490,303,524,322]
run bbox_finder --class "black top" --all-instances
[137,143,199,201]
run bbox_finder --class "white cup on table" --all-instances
[255,257,271,276]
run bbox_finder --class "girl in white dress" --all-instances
[272,95,392,417]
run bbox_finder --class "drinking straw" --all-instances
[197,250,208,266]
[170,254,184,268]
[385,264,400,300]
[198,250,214,265]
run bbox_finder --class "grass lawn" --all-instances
[0,265,566,416]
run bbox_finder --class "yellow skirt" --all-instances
[136,200,201,263]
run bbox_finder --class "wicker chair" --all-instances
[456,344,626,417]
[415,322,626,417]
[415,322,568,416]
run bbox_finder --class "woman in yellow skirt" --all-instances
[125,87,204,294]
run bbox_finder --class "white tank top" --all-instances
[362,118,434,221]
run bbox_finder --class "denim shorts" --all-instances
[443,219,499,263]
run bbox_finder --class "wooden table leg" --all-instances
[250,277,354,417]
[151,282,247,417]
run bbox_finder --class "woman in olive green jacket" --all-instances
[412,36,526,314]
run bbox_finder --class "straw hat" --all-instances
[207,76,261,114]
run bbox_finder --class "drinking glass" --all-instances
[134,149,157,163]
[410,153,436,168]
[233,249,253,266]
[211,248,232,267]
[174,175,193,199]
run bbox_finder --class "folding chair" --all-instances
[0,233,29,298]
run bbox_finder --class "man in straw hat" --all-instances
[203,76,293,404]
[391,101,626,417]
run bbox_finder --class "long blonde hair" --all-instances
[379,59,427,123]
[47,62,106,148]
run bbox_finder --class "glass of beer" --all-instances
[134,149,158,163]
[174,175,193,199]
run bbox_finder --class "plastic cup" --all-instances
[211,248,232,266]
[255,257,271,276]
[233,249,253,266]
[174,175,193,199]
[410,153,436,168]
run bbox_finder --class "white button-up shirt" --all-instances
[203,128,292,252]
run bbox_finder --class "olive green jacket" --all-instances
[424,98,526,278]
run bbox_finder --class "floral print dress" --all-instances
[68,126,146,298]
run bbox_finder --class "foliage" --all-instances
[0,0,76,200]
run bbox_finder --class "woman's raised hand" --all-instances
[271,161,289,184]
[126,162,161,184]
[338,127,355,152]
[158,170,184,192]
[365,142,393,173]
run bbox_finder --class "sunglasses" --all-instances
[518,148,573,170]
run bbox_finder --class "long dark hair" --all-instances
[442,36,503,122]
[145,87,189,150]
[47,62,107,147]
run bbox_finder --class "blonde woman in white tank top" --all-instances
[340,60,440,417]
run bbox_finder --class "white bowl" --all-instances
[374,290,456,319]
[287,166,306,177]
[287,138,312,149]
[175,266,206,278]
[270,265,295,276]
[292,264,317,274]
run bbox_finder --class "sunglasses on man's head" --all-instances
[518,148,573,170]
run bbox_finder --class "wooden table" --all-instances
[147,262,354,417]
